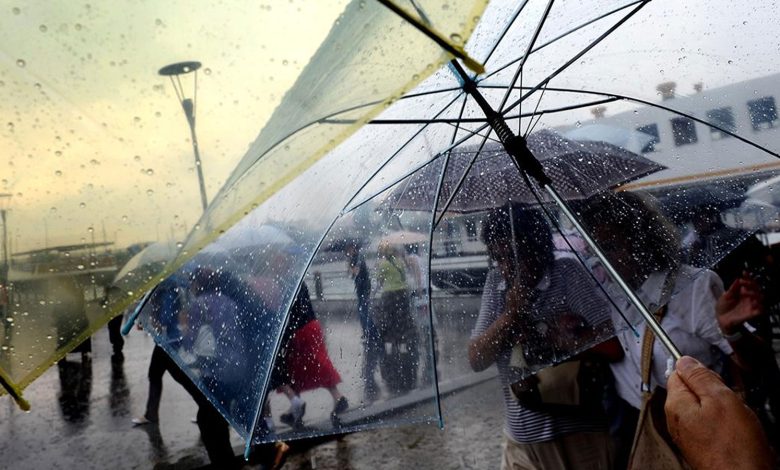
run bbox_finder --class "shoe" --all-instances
[332,396,349,415]
[131,416,155,426]
[279,401,306,429]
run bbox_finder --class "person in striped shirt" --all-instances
[469,204,622,470]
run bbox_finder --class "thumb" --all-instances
[674,355,726,399]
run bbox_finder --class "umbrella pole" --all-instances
[542,186,682,361]
[449,60,682,360]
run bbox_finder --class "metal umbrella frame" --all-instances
[136,0,780,457]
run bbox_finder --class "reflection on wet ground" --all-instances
[0,321,504,469]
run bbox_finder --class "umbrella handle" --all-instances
[121,287,156,336]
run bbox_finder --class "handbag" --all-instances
[509,346,609,413]
[627,307,689,470]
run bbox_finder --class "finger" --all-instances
[665,369,699,443]
[674,355,727,399]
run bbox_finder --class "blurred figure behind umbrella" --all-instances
[374,240,418,395]
[468,203,620,469]
[579,191,772,467]
[271,282,348,429]
[403,242,437,386]
[344,239,381,402]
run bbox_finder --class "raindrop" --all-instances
[134,155,141,162]
[575,121,582,128]
[121,215,128,222]
[54,170,62,177]
[146,189,154,196]
[12,7,20,15]
[76,265,85,270]
[79,202,86,208]
[46,335,52,340]
[50,206,57,213]
[74,23,82,31]
[282,60,288,66]
[204,68,212,75]
[55,150,62,157]
[449,33,463,44]
[39,24,47,33]
[145,168,154,176]
[727,60,733,65]
[155,18,163,26]
[16,59,26,68]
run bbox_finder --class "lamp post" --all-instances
[158,61,208,212]
[0,193,11,332]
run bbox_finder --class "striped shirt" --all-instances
[471,258,610,444]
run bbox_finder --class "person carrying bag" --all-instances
[627,307,689,470]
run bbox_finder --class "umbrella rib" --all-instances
[499,0,555,115]
[246,218,346,451]
[481,0,533,67]
[516,169,641,337]
[502,1,650,117]
[479,0,644,85]
[516,85,780,161]
[345,122,501,217]
[325,96,620,126]
[339,91,467,214]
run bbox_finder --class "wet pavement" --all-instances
[0,323,505,469]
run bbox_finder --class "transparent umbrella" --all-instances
[141,0,780,460]
[0,0,490,406]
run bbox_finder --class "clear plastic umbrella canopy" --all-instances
[136,0,780,455]
[0,0,490,406]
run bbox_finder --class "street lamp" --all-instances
[0,193,11,330]
[158,61,208,212]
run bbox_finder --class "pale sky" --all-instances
[0,0,348,251]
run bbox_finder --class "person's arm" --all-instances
[468,279,533,372]
[716,275,768,370]
[665,356,774,470]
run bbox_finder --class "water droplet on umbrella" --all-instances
[79,202,86,208]
[204,68,212,75]
[55,150,62,157]
[134,155,141,162]
[39,24,47,32]
[12,7,20,14]
[74,23,82,31]
[54,170,62,176]
[16,59,25,67]
[145,168,154,176]
[76,265,85,270]
[146,189,154,196]
[449,33,463,44]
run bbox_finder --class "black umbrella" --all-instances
[381,129,665,213]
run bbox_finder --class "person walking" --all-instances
[345,240,380,402]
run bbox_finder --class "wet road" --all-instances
[0,322,505,469]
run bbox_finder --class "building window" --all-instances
[671,117,697,146]
[706,107,736,139]
[748,96,778,131]
[636,124,660,153]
